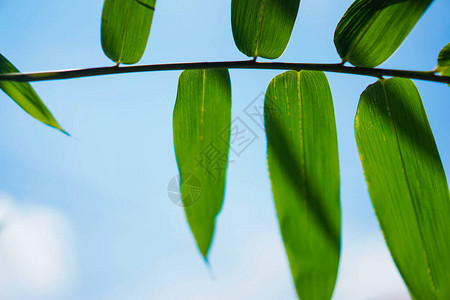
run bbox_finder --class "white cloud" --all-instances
[105,229,411,300]
[0,194,76,300]
[109,231,296,300]
[333,237,410,300]
[152,232,294,300]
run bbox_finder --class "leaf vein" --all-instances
[253,0,267,59]
[297,71,307,202]
[343,0,389,62]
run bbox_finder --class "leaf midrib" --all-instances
[253,0,267,58]
[297,71,307,203]
[117,0,134,63]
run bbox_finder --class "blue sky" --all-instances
[0,0,449,299]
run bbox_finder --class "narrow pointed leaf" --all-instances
[265,70,340,299]
[0,54,66,133]
[355,78,450,300]
[231,0,301,59]
[437,43,450,77]
[101,0,156,64]
[334,0,433,68]
[173,69,231,259]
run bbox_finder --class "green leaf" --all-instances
[231,0,301,59]
[334,0,433,68]
[101,0,156,64]
[173,69,231,259]
[265,70,340,299]
[0,53,66,134]
[355,78,450,300]
[437,43,450,77]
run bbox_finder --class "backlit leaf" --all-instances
[265,70,340,299]
[437,43,450,77]
[334,0,433,68]
[173,69,231,259]
[101,0,156,64]
[231,0,301,59]
[355,78,450,300]
[0,53,66,133]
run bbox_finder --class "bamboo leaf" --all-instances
[265,70,340,299]
[334,0,433,68]
[173,69,231,259]
[355,78,450,300]
[231,0,301,59]
[437,43,450,77]
[101,0,156,64]
[0,54,66,134]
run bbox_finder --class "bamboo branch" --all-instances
[0,60,448,84]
